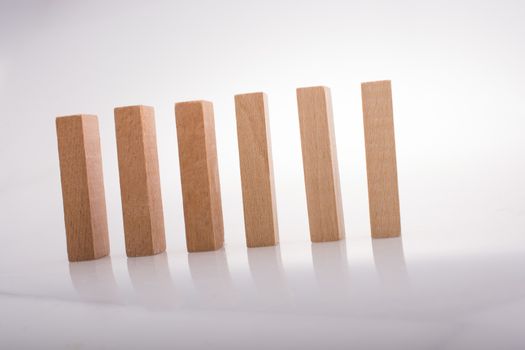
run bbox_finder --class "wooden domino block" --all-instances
[175,101,224,252]
[56,115,110,262]
[361,80,401,238]
[234,92,279,247]
[114,105,166,257]
[296,86,345,242]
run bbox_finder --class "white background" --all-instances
[1,0,524,349]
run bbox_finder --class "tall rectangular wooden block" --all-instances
[234,92,279,248]
[361,80,401,238]
[296,86,345,242]
[114,105,166,257]
[56,115,110,262]
[175,101,224,252]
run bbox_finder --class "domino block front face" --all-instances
[296,86,345,242]
[234,92,279,247]
[175,101,224,252]
[361,80,401,238]
[56,115,110,261]
[114,105,166,257]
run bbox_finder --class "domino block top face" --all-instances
[234,92,279,247]
[175,100,224,252]
[296,86,345,242]
[114,105,166,256]
[56,114,110,261]
[361,80,401,238]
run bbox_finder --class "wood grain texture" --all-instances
[114,105,166,257]
[361,80,401,238]
[234,92,279,247]
[175,101,224,252]
[56,115,110,262]
[296,86,345,242]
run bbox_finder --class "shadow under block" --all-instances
[234,92,279,247]
[56,115,110,262]
[114,105,166,257]
[296,86,345,242]
[175,101,224,252]
[361,80,401,238]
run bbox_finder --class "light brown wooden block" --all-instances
[175,101,224,252]
[361,80,401,238]
[56,115,110,262]
[234,92,279,248]
[114,105,166,257]
[296,86,345,242]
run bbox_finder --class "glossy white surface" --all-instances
[1,236,525,349]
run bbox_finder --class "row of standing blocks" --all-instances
[56,81,401,262]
